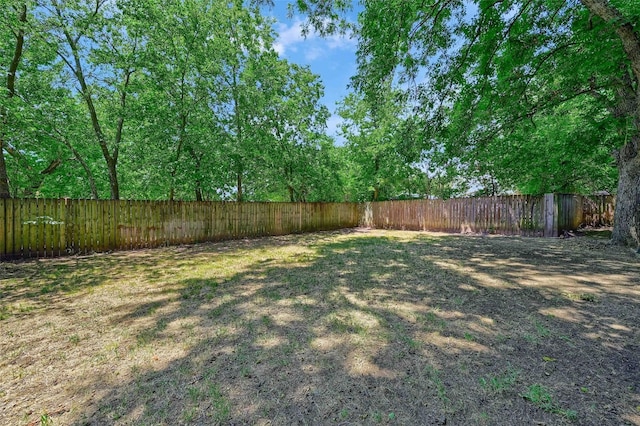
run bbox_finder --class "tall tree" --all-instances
[3,0,348,202]
[255,57,333,201]
[338,88,421,201]
[120,0,226,201]
[210,3,263,201]
[44,0,142,199]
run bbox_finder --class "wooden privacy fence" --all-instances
[362,194,615,237]
[0,199,361,260]
[581,195,615,227]
[0,194,615,260]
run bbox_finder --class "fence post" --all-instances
[64,198,74,254]
[544,193,558,237]
[361,202,373,228]
[0,198,5,259]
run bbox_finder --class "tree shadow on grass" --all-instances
[5,230,638,425]
[81,233,639,425]
[0,234,312,321]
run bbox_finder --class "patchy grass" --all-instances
[480,367,520,394]
[521,384,578,421]
[1,229,639,425]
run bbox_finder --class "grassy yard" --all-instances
[1,229,639,425]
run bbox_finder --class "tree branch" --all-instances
[7,3,27,99]
[580,0,640,87]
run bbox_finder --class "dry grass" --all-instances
[1,229,639,425]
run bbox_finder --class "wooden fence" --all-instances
[362,194,614,237]
[0,194,616,260]
[581,195,615,227]
[0,199,361,260]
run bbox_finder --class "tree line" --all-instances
[1,0,343,202]
[2,0,638,245]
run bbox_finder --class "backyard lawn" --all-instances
[1,229,639,425]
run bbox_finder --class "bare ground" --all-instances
[0,229,639,425]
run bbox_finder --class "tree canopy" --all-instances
[1,0,638,245]
[0,0,339,202]
[296,0,639,245]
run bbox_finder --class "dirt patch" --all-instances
[1,229,639,425]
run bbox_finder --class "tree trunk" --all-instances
[67,34,120,199]
[107,158,119,200]
[60,137,99,199]
[611,138,640,246]
[108,70,132,201]
[288,185,295,202]
[58,13,128,200]
[23,158,61,197]
[0,4,27,198]
[231,66,244,204]
[579,0,640,247]
[372,156,380,201]
[168,114,187,202]
[187,145,203,202]
[237,172,243,202]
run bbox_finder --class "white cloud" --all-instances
[273,19,309,56]
[326,32,357,50]
[273,42,286,55]
[304,47,324,61]
[273,17,356,61]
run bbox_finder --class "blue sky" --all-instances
[264,1,360,144]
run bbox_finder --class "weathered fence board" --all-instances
[556,194,582,234]
[582,195,615,227]
[0,200,361,259]
[364,196,546,236]
[363,194,612,237]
